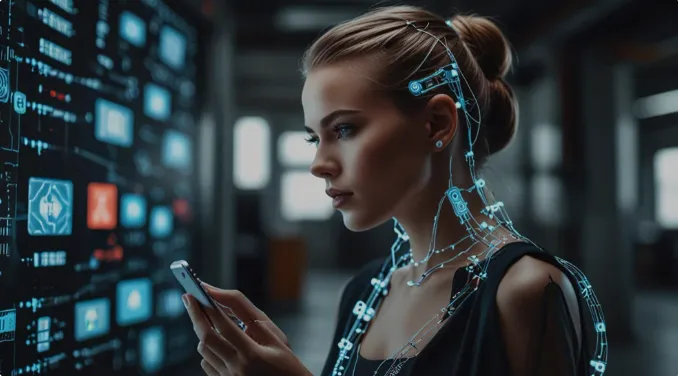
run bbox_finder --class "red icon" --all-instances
[173,198,191,222]
[87,183,118,230]
[93,233,124,262]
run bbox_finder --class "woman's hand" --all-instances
[183,284,312,376]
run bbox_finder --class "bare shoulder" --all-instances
[496,254,582,340]
[497,255,575,300]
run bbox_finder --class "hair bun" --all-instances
[450,15,517,155]
[449,15,512,81]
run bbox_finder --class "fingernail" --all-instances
[182,294,189,308]
[201,282,213,289]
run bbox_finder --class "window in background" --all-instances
[654,147,678,229]
[530,123,562,171]
[531,173,564,226]
[278,131,315,167]
[234,116,270,190]
[281,170,333,221]
[634,89,678,119]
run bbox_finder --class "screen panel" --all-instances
[0,0,205,374]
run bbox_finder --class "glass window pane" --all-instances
[278,131,316,167]
[281,171,333,221]
[654,147,678,229]
[234,117,270,190]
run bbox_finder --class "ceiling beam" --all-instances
[511,0,635,63]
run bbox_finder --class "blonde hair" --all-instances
[301,5,517,163]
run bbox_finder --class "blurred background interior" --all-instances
[0,0,677,375]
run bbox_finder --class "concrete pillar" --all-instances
[202,2,238,289]
[579,48,637,342]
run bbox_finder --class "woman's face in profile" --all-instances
[302,60,433,231]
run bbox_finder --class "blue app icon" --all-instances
[139,326,165,373]
[157,289,183,318]
[28,177,73,236]
[159,26,186,70]
[95,99,134,147]
[74,298,111,341]
[116,278,152,326]
[120,194,147,228]
[149,206,173,239]
[14,91,26,114]
[120,11,146,47]
[144,83,171,121]
[162,130,191,169]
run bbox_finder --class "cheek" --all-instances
[352,127,429,200]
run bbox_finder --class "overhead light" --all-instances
[274,6,359,32]
[634,89,678,119]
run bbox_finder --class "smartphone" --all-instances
[170,260,247,331]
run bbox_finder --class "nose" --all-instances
[310,149,340,179]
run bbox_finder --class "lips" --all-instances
[326,188,353,208]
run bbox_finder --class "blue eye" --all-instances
[334,124,355,139]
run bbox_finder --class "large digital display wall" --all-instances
[0,0,203,374]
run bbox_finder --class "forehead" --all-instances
[302,60,383,124]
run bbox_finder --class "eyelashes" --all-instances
[304,135,319,146]
[304,123,356,146]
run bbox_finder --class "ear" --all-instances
[424,94,458,151]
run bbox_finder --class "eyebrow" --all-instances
[304,109,361,133]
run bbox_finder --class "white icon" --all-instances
[92,192,112,223]
[85,308,99,331]
[39,193,63,221]
[127,290,142,310]
[105,109,126,138]
[14,91,26,114]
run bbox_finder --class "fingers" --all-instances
[202,284,290,347]
[198,342,230,375]
[200,359,221,376]
[247,320,290,348]
[184,295,239,361]
[201,303,257,352]
[203,283,270,323]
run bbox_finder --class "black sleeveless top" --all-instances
[320,242,591,376]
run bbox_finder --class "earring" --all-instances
[435,140,444,149]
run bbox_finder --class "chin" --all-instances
[340,210,389,232]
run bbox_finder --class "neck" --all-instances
[393,178,497,277]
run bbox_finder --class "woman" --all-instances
[183,5,604,376]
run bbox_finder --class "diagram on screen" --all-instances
[27,178,73,236]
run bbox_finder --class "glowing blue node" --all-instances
[139,326,165,373]
[590,360,606,373]
[162,130,192,168]
[119,11,146,47]
[28,177,73,236]
[159,26,186,70]
[144,83,172,121]
[149,206,173,238]
[116,278,153,326]
[120,194,147,228]
[408,81,423,96]
[446,187,469,223]
[95,98,134,147]
[74,298,110,341]
[14,91,26,114]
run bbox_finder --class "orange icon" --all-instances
[87,183,118,229]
